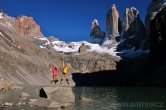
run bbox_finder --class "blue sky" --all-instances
[0,0,151,42]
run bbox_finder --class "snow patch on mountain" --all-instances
[52,41,81,53]
[36,37,51,46]
[36,36,149,58]
[35,37,119,57]
[87,42,118,56]
[102,39,113,46]
[0,13,3,19]
[52,40,118,56]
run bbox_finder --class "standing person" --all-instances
[49,64,61,84]
[60,61,71,85]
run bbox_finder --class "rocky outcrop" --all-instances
[145,0,166,63]
[47,36,59,42]
[0,75,15,91]
[33,87,75,108]
[90,19,105,44]
[118,7,145,51]
[145,0,166,49]
[14,16,43,38]
[0,14,44,38]
[64,52,120,73]
[122,7,140,33]
[106,4,119,40]
[78,43,90,54]
[136,0,166,86]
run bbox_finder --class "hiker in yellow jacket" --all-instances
[60,60,71,84]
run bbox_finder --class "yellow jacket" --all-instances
[62,61,70,74]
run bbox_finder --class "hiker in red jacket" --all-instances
[49,64,61,83]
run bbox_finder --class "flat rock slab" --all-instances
[32,98,61,108]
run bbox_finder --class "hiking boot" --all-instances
[66,79,69,85]
[54,81,58,84]
[60,79,63,84]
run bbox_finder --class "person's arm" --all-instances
[62,61,64,68]
[49,64,54,71]
[67,64,71,69]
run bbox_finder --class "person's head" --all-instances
[54,67,57,70]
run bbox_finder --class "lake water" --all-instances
[0,86,166,110]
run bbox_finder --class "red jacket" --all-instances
[50,65,60,76]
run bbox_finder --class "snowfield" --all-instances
[0,13,3,19]
[36,37,119,57]
[36,36,149,58]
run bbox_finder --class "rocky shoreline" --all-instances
[0,85,75,109]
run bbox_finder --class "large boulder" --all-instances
[34,87,75,108]
[78,43,90,54]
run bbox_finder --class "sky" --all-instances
[0,0,151,42]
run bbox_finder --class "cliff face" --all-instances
[14,16,43,38]
[137,0,166,86]
[146,0,166,64]
[64,52,120,73]
[118,7,145,51]
[0,13,44,39]
[145,0,166,49]
[106,4,119,40]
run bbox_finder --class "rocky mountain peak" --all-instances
[106,4,119,39]
[0,10,8,19]
[14,16,43,38]
[122,7,140,32]
[117,6,145,51]
[0,11,44,39]
[130,7,139,16]
[145,0,166,49]
[112,4,119,16]
[90,19,105,44]
[91,19,99,29]
[0,11,4,19]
